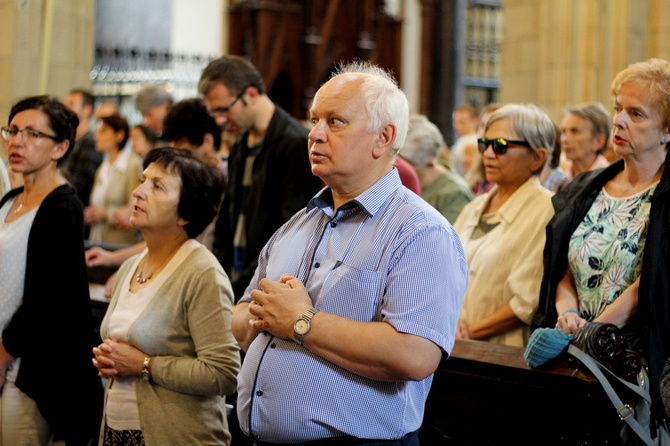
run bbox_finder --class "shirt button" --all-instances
[270,343,276,349]
[256,390,263,396]
[314,262,320,268]
[331,222,337,228]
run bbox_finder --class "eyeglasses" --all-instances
[1,126,58,143]
[477,137,532,155]
[208,88,248,117]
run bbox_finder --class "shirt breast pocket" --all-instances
[318,262,383,321]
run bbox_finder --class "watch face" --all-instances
[294,318,310,335]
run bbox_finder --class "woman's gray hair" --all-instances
[485,103,556,174]
[564,102,612,155]
[332,61,409,154]
[401,114,445,168]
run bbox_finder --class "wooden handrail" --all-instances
[447,338,595,381]
[420,339,621,445]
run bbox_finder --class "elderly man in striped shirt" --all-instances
[232,61,468,446]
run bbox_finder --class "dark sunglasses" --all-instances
[477,137,532,155]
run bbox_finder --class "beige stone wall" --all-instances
[2,1,670,136]
[500,0,670,123]
[0,0,95,128]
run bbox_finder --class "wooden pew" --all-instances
[419,339,626,445]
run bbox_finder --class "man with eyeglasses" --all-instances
[198,55,323,301]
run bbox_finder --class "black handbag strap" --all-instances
[568,344,654,446]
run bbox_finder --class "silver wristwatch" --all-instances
[293,308,319,345]
[141,356,152,382]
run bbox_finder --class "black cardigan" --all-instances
[1,185,103,445]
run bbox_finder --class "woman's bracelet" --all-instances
[561,308,579,316]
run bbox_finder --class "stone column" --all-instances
[0,0,95,127]
[500,0,670,122]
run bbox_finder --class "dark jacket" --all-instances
[212,105,323,299]
[1,185,103,445]
[533,153,670,422]
[62,130,103,208]
[639,151,670,422]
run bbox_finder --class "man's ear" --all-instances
[372,123,397,159]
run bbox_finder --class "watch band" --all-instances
[142,356,152,382]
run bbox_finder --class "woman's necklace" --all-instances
[12,194,25,215]
[135,242,185,284]
[135,261,153,284]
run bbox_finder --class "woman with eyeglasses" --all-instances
[534,58,670,428]
[0,95,103,444]
[452,103,556,347]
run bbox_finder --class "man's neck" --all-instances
[330,164,393,211]
[247,97,276,146]
[76,122,91,141]
[418,163,446,188]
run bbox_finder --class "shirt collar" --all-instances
[107,145,133,172]
[496,176,544,224]
[306,168,402,217]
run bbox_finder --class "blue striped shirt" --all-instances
[237,168,468,443]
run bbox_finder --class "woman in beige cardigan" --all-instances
[85,113,142,245]
[92,148,240,445]
[453,103,556,347]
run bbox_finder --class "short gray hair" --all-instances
[331,61,409,154]
[564,102,612,155]
[401,114,445,168]
[485,103,556,174]
[134,85,173,114]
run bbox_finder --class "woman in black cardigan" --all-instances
[0,96,103,445]
[534,58,670,432]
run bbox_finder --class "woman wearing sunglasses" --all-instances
[534,58,670,428]
[452,103,556,347]
[0,96,103,444]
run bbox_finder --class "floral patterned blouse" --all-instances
[568,182,658,320]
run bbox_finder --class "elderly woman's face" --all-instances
[461,139,481,174]
[481,118,543,190]
[4,109,66,176]
[129,162,186,233]
[560,114,601,165]
[612,83,670,157]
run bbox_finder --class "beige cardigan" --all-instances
[99,241,241,445]
[89,148,143,245]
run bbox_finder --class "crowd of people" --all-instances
[0,55,669,445]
